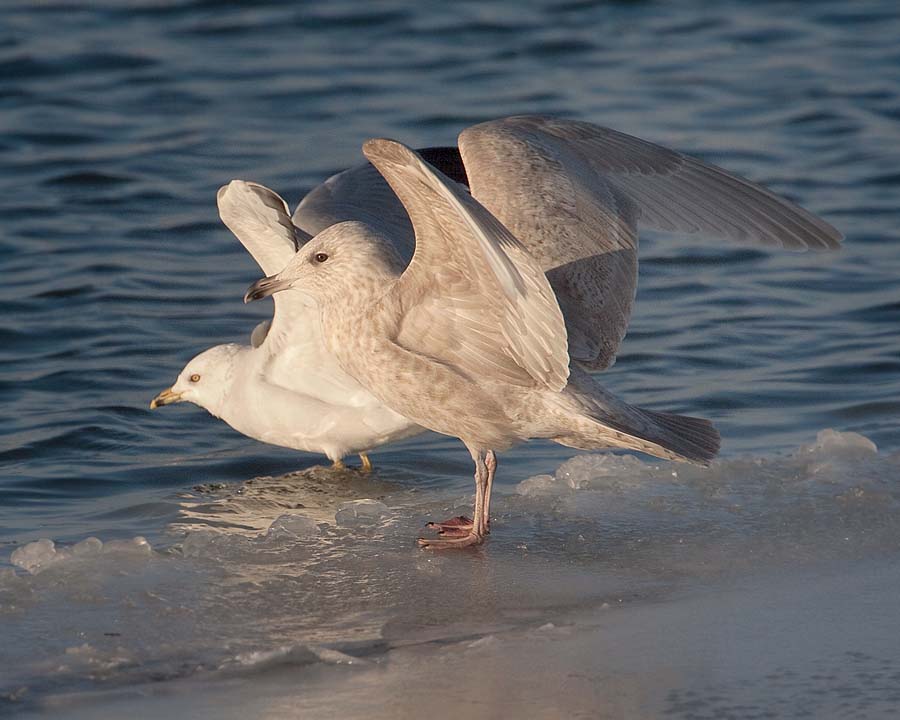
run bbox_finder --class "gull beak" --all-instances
[150,387,183,409]
[244,274,292,303]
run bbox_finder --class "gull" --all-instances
[245,117,841,548]
[150,180,424,470]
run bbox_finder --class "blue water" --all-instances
[2,1,900,716]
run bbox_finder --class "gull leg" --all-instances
[331,458,346,470]
[482,450,497,535]
[359,452,373,473]
[419,449,489,549]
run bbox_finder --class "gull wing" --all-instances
[457,116,842,369]
[219,181,374,403]
[292,148,469,266]
[363,139,569,393]
[217,180,309,276]
[217,180,310,350]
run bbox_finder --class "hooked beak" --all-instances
[244,275,292,303]
[150,387,183,409]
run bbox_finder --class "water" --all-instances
[2,0,899,716]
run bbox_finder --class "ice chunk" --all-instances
[180,530,217,558]
[103,536,152,557]
[8,536,151,575]
[72,537,103,556]
[555,453,649,490]
[518,454,657,497]
[10,538,59,574]
[310,646,369,665]
[516,474,561,497]
[267,514,320,539]
[802,429,878,456]
[181,530,253,559]
[335,499,389,526]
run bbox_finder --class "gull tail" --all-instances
[552,367,720,465]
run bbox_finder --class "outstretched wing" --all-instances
[363,139,569,392]
[458,115,842,369]
[217,180,309,276]
[292,147,469,266]
[217,180,314,350]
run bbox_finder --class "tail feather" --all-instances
[555,368,720,465]
[627,407,720,465]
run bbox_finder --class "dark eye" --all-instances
[190,373,200,383]
[314,252,329,263]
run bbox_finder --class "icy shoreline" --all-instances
[3,430,900,717]
[13,558,900,719]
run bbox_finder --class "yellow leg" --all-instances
[331,458,346,470]
[359,452,373,473]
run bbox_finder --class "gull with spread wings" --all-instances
[243,116,841,547]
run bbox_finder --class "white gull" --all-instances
[150,180,423,469]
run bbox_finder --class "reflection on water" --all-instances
[174,464,405,535]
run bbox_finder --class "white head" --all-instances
[150,344,241,418]
[243,221,403,305]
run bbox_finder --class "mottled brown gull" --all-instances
[293,116,841,373]
[246,132,833,547]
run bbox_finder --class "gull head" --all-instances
[150,344,241,417]
[244,221,402,305]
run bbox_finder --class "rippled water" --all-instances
[2,0,899,717]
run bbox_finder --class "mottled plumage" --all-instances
[247,138,802,547]
[300,116,841,371]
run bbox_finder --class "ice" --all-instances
[516,453,672,497]
[23,559,900,720]
[72,537,103,557]
[334,499,390,526]
[555,452,652,489]
[802,428,878,456]
[102,536,151,556]
[310,647,370,666]
[3,430,900,718]
[514,473,557,496]
[10,538,58,574]
[180,529,222,558]
[8,536,150,576]
[267,513,320,539]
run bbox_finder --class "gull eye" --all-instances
[314,252,329,263]
[190,373,201,383]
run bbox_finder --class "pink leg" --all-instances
[419,448,492,549]
[482,450,497,535]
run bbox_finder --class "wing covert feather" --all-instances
[362,139,570,392]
